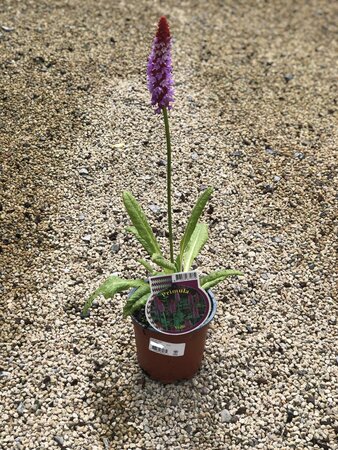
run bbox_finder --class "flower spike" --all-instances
[147,16,174,113]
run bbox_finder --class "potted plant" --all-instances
[82,16,242,384]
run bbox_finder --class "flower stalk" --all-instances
[162,107,174,263]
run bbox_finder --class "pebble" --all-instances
[53,436,65,447]
[102,437,110,449]
[0,371,11,378]
[78,168,89,175]
[82,234,92,242]
[110,244,120,253]
[265,146,277,155]
[220,409,232,423]
[294,152,305,160]
[261,184,275,194]
[1,25,15,32]
[16,403,24,416]
[284,73,294,82]
[148,204,161,214]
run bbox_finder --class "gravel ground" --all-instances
[1,0,337,449]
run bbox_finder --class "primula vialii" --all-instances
[81,17,242,320]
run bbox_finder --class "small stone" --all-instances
[231,150,244,157]
[272,236,282,243]
[220,409,232,423]
[255,376,268,385]
[110,243,120,253]
[273,176,281,182]
[102,437,110,450]
[191,152,198,160]
[261,184,274,194]
[0,371,10,377]
[200,386,210,395]
[1,25,15,32]
[294,151,305,160]
[284,73,294,82]
[236,406,247,415]
[55,319,63,328]
[261,273,269,280]
[234,285,246,295]
[53,436,65,448]
[179,411,186,421]
[148,204,161,214]
[306,395,315,405]
[16,402,24,416]
[82,234,91,242]
[286,409,295,423]
[246,324,254,333]
[78,213,85,221]
[185,424,193,434]
[78,168,89,175]
[265,146,276,155]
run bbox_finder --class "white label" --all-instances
[149,339,186,357]
[172,271,198,282]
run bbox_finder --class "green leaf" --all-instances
[126,226,155,257]
[81,276,146,317]
[201,269,243,291]
[183,223,208,272]
[177,187,213,271]
[151,253,176,272]
[137,259,155,274]
[126,284,150,306]
[123,191,161,257]
[123,292,150,318]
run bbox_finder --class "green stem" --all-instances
[162,107,174,263]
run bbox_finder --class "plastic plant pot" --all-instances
[131,290,217,384]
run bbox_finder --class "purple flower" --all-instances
[147,16,174,113]
[169,293,179,314]
[188,294,200,319]
[168,299,176,314]
[154,296,165,313]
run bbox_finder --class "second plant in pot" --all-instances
[82,16,242,383]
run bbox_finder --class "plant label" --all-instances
[149,338,186,357]
[146,271,211,335]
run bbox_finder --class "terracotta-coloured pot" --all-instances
[131,291,217,384]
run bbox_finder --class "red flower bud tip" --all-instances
[156,16,171,42]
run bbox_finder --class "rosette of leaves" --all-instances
[82,188,242,319]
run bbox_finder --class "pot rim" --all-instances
[131,289,217,334]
